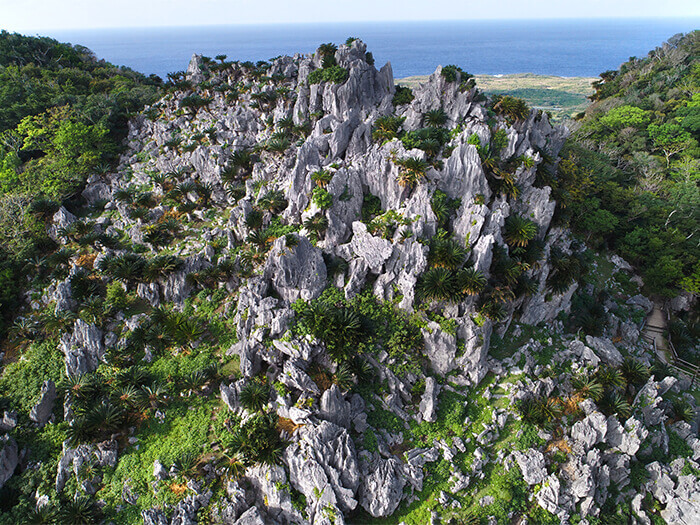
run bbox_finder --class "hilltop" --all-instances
[0,33,697,525]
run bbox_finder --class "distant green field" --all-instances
[398,73,596,120]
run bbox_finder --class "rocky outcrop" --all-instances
[59,319,104,376]
[359,454,405,517]
[29,380,56,427]
[264,235,326,303]
[285,421,360,519]
[0,435,18,489]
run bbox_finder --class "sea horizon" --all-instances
[35,17,700,80]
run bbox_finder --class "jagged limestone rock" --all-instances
[59,319,104,377]
[0,435,18,489]
[285,421,360,518]
[513,449,547,485]
[29,380,56,427]
[418,377,440,423]
[264,235,326,303]
[359,454,405,517]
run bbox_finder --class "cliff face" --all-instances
[5,39,697,525]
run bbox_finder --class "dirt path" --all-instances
[642,304,670,364]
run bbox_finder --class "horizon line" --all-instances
[7,15,700,34]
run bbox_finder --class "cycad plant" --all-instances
[504,215,537,248]
[571,374,604,402]
[428,230,468,269]
[455,267,487,296]
[239,379,270,412]
[56,495,101,525]
[394,157,429,187]
[416,267,457,303]
[423,108,447,128]
[372,115,405,142]
[493,95,530,123]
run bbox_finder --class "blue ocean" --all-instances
[46,18,700,80]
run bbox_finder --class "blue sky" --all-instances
[2,0,699,31]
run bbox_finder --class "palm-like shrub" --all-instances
[142,383,168,410]
[61,374,98,402]
[441,65,464,83]
[218,452,247,479]
[671,398,696,423]
[333,362,355,391]
[303,213,328,240]
[114,187,135,204]
[504,215,537,248]
[518,396,562,429]
[456,267,486,296]
[311,168,333,187]
[620,358,650,388]
[24,504,57,524]
[394,157,429,187]
[98,253,146,282]
[266,136,290,154]
[318,42,338,57]
[600,391,632,419]
[417,267,457,302]
[239,379,270,412]
[572,375,604,402]
[478,299,507,322]
[423,108,447,128]
[229,412,285,466]
[299,301,363,362]
[143,255,182,282]
[392,86,414,106]
[430,190,454,227]
[493,95,530,123]
[259,190,287,213]
[547,249,581,294]
[595,366,626,390]
[372,115,405,142]
[173,451,199,477]
[428,232,468,269]
[245,208,264,230]
[56,495,101,524]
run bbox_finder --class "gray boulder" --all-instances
[0,435,18,489]
[347,221,393,274]
[513,449,547,485]
[285,421,359,516]
[319,384,351,428]
[585,336,624,367]
[571,411,608,450]
[29,380,56,427]
[264,235,326,303]
[359,454,405,517]
[418,377,440,423]
[59,319,104,377]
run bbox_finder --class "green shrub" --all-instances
[311,187,333,209]
[392,86,414,106]
[308,66,349,85]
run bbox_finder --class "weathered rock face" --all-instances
[418,377,440,423]
[29,380,56,427]
[285,421,360,519]
[359,454,406,517]
[59,319,104,377]
[264,235,326,303]
[0,435,18,489]
[26,37,608,525]
[513,449,547,485]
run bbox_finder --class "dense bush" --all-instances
[560,31,700,296]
